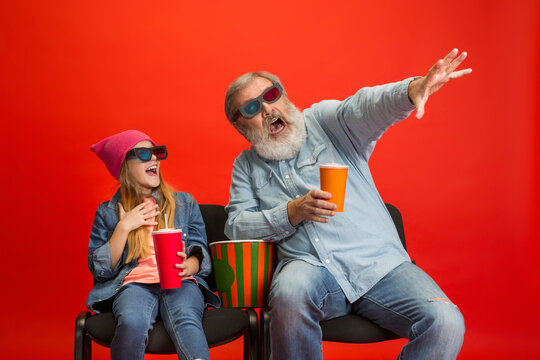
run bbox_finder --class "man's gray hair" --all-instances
[224,71,288,123]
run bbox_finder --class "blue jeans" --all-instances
[111,281,208,360]
[269,261,465,360]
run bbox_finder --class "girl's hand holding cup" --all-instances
[117,200,160,232]
[175,241,200,277]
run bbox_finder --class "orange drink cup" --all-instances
[152,229,183,289]
[319,164,348,212]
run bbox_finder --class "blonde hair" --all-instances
[118,162,176,263]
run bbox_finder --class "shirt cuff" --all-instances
[92,243,115,278]
[188,245,204,263]
[269,201,296,238]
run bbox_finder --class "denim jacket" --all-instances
[225,79,415,303]
[86,190,221,313]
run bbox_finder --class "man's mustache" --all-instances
[263,112,284,128]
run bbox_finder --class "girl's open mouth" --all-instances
[146,165,158,176]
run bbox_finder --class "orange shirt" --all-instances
[122,198,160,286]
[122,233,161,286]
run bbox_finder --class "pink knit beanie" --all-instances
[91,130,156,180]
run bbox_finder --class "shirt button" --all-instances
[314,238,319,242]
[325,259,330,264]
[295,195,300,198]
[285,175,290,179]
[183,233,187,237]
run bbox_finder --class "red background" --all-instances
[1,0,539,359]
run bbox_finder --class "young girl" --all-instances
[86,130,220,360]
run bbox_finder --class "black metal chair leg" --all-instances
[243,309,259,360]
[260,308,270,360]
[75,311,91,360]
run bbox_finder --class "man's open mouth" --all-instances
[268,116,287,135]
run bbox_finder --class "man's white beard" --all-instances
[244,102,306,161]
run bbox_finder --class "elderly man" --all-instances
[224,49,471,360]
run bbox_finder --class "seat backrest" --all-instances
[199,204,229,245]
[199,204,229,292]
[198,203,405,247]
[385,203,406,251]
[197,203,407,289]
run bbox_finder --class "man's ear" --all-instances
[232,120,247,137]
[232,120,254,143]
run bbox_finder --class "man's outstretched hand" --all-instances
[408,48,472,119]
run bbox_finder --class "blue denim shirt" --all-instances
[87,190,221,312]
[225,78,416,303]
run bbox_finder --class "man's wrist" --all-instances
[407,77,423,105]
[287,199,301,227]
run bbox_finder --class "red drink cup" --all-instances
[152,229,183,289]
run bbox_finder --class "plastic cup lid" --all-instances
[152,228,182,234]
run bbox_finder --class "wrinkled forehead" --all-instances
[234,77,274,108]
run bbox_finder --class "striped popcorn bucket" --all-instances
[210,240,274,308]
